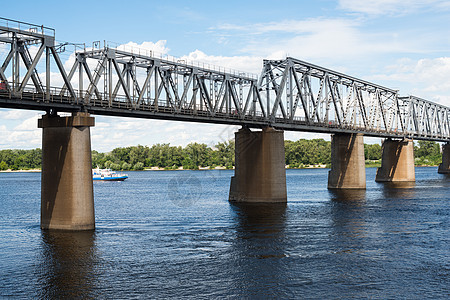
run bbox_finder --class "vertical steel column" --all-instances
[13,39,20,92]
[154,65,158,108]
[108,59,112,105]
[46,47,50,100]
[78,59,83,99]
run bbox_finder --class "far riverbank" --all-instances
[1,164,441,173]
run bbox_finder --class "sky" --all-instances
[1,0,450,151]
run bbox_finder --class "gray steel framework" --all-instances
[0,17,449,142]
[260,58,450,141]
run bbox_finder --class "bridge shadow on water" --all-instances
[36,230,98,299]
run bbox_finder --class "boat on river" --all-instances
[92,167,128,181]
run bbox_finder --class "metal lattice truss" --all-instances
[61,47,262,119]
[0,19,70,100]
[260,58,450,140]
[400,95,450,139]
[0,17,449,142]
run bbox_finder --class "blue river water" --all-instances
[0,167,449,298]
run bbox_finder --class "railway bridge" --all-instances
[1,17,449,230]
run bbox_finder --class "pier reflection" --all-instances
[231,202,287,253]
[36,230,98,299]
[230,202,288,297]
[379,182,416,199]
[329,189,367,242]
[328,189,367,203]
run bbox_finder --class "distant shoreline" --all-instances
[0,169,41,173]
[0,165,439,173]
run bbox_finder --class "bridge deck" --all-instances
[0,89,446,142]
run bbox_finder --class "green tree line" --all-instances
[0,140,444,171]
[0,149,42,171]
[91,141,235,171]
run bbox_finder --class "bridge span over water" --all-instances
[1,17,449,230]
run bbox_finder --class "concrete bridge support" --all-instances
[39,112,95,230]
[375,138,415,182]
[438,143,450,174]
[328,133,366,189]
[229,127,287,202]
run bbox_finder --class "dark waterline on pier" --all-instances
[0,168,449,298]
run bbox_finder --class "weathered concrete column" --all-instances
[39,112,95,230]
[328,133,366,189]
[375,138,415,182]
[438,143,450,174]
[229,127,287,202]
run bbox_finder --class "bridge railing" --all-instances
[0,17,55,38]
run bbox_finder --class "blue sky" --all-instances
[1,0,450,151]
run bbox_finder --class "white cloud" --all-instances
[338,0,450,15]
[7,130,41,146]
[0,114,41,149]
[213,18,429,65]
[369,57,450,105]
[0,109,36,120]
[13,115,40,131]
[179,49,261,75]
[218,18,358,35]
[118,40,170,57]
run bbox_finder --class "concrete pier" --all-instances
[328,133,366,189]
[39,112,95,230]
[229,127,287,202]
[375,138,415,182]
[438,143,450,174]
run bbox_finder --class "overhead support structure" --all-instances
[259,58,450,141]
[229,127,287,202]
[0,17,449,143]
[375,138,415,182]
[328,133,366,189]
[73,47,263,120]
[0,18,79,101]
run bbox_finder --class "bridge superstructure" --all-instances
[0,17,449,142]
[1,17,450,231]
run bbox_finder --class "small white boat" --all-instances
[92,167,128,181]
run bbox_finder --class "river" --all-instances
[0,168,449,298]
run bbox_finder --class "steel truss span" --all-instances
[0,17,449,142]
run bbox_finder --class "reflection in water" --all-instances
[329,189,368,252]
[36,230,98,299]
[231,202,287,244]
[328,189,366,203]
[1,169,448,298]
[230,203,288,297]
[379,182,416,199]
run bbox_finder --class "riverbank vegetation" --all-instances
[0,140,444,171]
